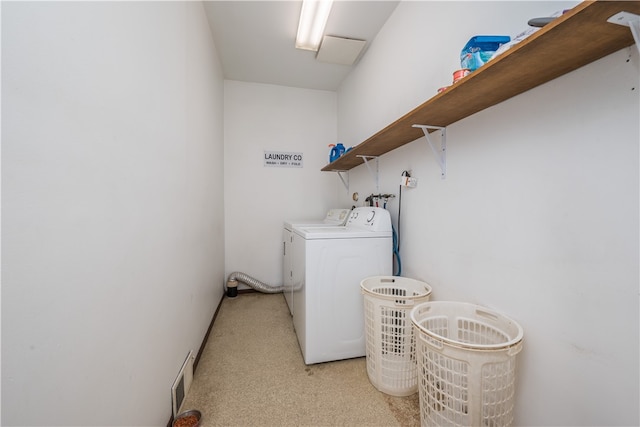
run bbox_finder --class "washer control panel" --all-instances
[346,207,392,232]
[324,208,351,224]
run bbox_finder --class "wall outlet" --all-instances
[171,351,195,417]
[400,176,418,187]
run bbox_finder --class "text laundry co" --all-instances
[264,151,303,168]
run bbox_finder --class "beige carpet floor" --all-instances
[181,292,420,427]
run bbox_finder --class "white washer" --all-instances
[291,207,392,365]
[283,208,351,314]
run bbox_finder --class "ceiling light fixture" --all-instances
[295,0,334,51]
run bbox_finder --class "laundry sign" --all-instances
[264,151,303,168]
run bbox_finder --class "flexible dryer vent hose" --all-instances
[226,272,284,298]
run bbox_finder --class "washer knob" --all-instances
[366,210,376,223]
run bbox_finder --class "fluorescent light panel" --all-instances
[296,0,334,51]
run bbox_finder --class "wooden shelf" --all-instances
[322,0,640,172]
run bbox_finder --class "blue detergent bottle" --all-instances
[329,143,346,163]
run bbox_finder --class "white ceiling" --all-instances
[202,1,399,91]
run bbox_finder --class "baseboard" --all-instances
[166,291,226,427]
[193,292,226,370]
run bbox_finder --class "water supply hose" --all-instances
[226,272,284,298]
[392,225,402,276]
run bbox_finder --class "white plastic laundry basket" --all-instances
[361,276,433,396]
[410,301,524,427]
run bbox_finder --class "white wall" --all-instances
[224,81,339,287]
[338,1,639,426]
[1,2,225,425]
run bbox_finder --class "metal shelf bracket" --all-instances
[607,11,640,56]
[335,171,349,192]
[413,124,447,179]
[357,155,379,192]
